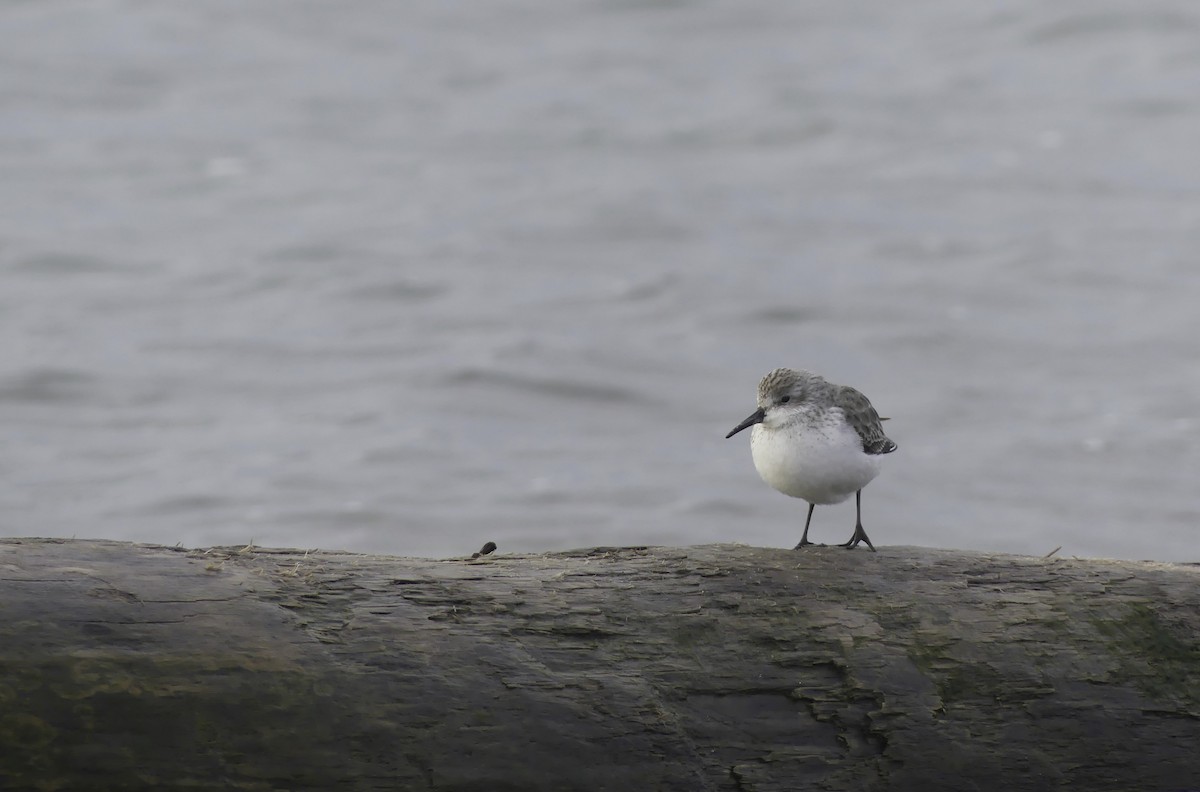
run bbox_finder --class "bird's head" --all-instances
[726,367,823,438]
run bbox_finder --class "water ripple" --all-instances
[0,368,98,405]
[442,367,653,405]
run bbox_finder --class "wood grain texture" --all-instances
[2,538,1198,791]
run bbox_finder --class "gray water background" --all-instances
[3,1,1198,561]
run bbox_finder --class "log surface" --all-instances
[2,538,1199,791]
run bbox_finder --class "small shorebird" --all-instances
[725,368,896,551]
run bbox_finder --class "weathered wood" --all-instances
[1,538,1198,791]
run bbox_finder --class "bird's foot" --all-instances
[792,539,824,550]
[839,525,876,552]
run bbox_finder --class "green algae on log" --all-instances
[2,538,1198,791]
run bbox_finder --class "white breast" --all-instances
[749,409,881,505]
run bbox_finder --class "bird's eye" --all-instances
[780,396,791,404]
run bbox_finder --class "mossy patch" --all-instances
[0,654,358,789]
[1093,603,1200,705]
[907,638,1009,707]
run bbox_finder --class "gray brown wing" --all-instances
[834,385,897,455]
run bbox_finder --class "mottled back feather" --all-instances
[833,385,897,455]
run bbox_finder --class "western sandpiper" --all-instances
[726,368,896,551]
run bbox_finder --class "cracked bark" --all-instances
[2,538,1198,791]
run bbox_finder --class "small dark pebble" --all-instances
[470,541,497,559]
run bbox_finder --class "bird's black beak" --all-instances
[725,407,765,439]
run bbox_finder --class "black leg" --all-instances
[793,502,817,549]
[839,490,877,552]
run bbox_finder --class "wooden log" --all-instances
[2,538,1198,791]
